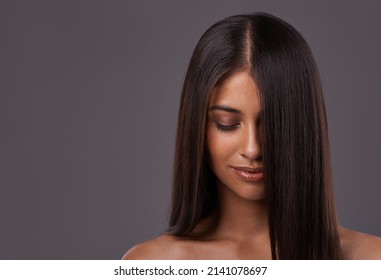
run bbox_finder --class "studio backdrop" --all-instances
[0,0,380,259]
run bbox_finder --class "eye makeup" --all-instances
[208,111,241,133]
[213,121,240,133]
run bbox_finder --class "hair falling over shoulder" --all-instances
[168,12,342,259]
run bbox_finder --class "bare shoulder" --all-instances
[122,235,188,260]
[339,226,381,260]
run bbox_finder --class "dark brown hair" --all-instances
[169,12,342,259]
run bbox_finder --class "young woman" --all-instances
[123,12,381,260]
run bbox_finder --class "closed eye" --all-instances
[214,122,240,132]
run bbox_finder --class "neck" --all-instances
[214,181,269,242]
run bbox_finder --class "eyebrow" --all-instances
[208,105,243,115]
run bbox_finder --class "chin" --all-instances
[217,177,266,201]
[237,185,266,201]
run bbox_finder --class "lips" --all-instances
[231,166,264,182]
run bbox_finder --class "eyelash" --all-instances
[214,122,239,132]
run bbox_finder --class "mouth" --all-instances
[231,166,264,182]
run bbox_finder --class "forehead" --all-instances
[209,71,261,115]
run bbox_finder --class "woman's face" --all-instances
[207,70,264,200]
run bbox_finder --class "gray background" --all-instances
[0,0,380,259]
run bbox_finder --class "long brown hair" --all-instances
[169,12,342,259]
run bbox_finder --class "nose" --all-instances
[238,123,262,161]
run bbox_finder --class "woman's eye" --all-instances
[214,122,239,132]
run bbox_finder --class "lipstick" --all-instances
[231,166,264,182]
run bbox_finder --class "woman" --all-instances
[123,12,381,259]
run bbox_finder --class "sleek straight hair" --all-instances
[169,12,342,259]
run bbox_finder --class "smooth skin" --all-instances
[123,70,381,260]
